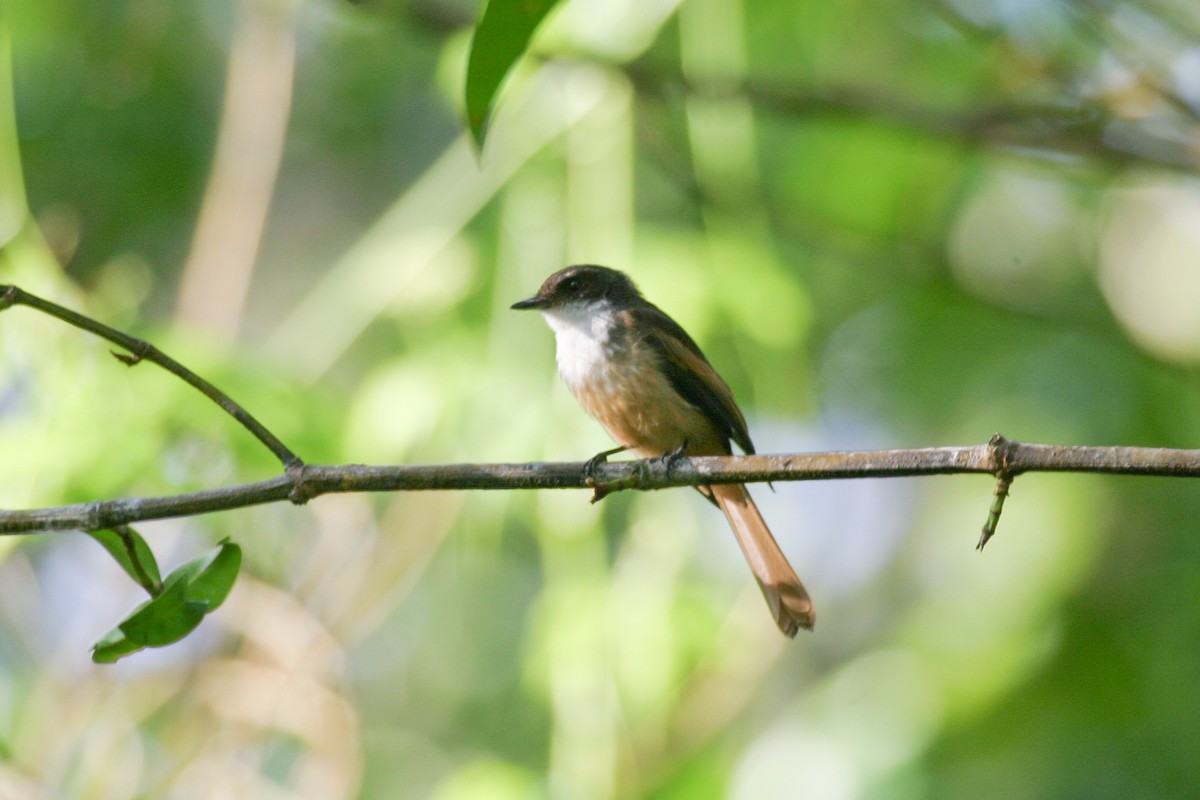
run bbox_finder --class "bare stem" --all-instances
[0,284,301,469]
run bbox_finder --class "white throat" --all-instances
[540,301,620,391]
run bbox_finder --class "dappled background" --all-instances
[3,0,1200,796]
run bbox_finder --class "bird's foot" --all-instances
[656,440,689,475]
[584,446,627,503]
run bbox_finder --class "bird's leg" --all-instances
[585,446,627,503]
[584,445,627,480]
[657,439,690,474]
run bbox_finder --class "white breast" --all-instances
[541,303,620,392]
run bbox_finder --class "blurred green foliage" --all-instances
[2,0,1200,797]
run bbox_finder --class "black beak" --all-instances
[511,295,547,310]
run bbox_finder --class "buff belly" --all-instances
[548,311,726,457]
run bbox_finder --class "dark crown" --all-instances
[524,265,643,308]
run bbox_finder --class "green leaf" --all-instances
[91,539,242,663]
[86,526,163,595]
[172,538,242,610]
[91,627,147,663]
[91,579,206,663]
[464,0,561,147]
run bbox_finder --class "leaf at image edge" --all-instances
[464,0,561,147]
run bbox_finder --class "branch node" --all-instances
[286,462,312,505]
[111,338,153,366]
[591,461,650,503]
[590,469,635,503]
[86,500,104,532]
[987,432,1016,473]
[0,285,17,312]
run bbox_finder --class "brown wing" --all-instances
[627,304,755,456]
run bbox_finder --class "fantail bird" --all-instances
[512,265,814,636]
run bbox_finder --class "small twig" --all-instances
[3,441,1200,534]
[0,284,302,469]
[978,473,1012,550]
[977,432,1018,550]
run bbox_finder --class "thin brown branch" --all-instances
[4,286,1199,543]
[4,437,1200,534]
[0,284,301,469]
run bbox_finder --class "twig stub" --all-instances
[978,433,1019,550]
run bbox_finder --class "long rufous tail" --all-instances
[709,483,815,636]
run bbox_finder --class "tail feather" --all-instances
[709,483,815,636]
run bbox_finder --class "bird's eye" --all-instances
[563,276,582,291]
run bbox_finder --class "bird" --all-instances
[512,264,814,636]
